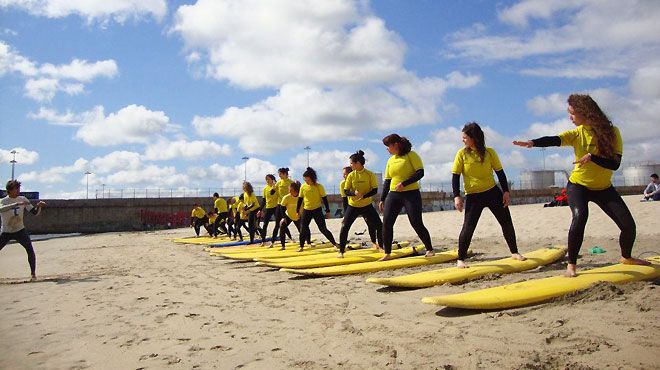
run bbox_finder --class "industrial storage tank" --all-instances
[621,163,660,186]
[519,170,556,189]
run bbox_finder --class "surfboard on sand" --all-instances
[367,247,567,288]
[260,245,420,269]
[280,249,462,276]
[421,256,660,310]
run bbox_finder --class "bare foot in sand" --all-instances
[620,257,651,265]
[511,253,527,261]
[378,254,392,261]
[457,260,468,268]
[565,264,577,277]
[425,250,435,257]
[30,274,37,281]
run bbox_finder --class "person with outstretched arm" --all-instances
[0,180,46,281]
[513,93,650,277]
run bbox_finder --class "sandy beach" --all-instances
[1,195,658,369]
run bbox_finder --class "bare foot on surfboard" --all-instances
[565,264,577,277]
[620,257,651,265]
[337,252,344,258]
[457,260,468,268]
[425,250,435,257]
[378,254,392,261]
[511,253,527,261]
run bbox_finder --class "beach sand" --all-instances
[1,195,658,369]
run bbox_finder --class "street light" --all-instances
[84,171,91,199]
[304,146,311,167]
[541,148,546,170]
[10,150,17,180]
[241,156,249,181]
[101,183,105,198]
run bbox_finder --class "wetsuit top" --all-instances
[344,168,378,208]
[452,147,503,195]
[0,196,35,233]
[299,183,327,210]
[214,197,228,213]
[275,178,294,203]
[384,150,423,192]
[559,125,622,190]
[280,194,300,221]
[242,192,259,212]
[263,184,279,209]
[191,207,206,219]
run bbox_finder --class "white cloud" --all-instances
[449,1,660,79]
[629,66,660,99]
[0,0,167,24]
[29,105,175,146]
[88,151,142,174]
[19,158,88,184]
[287,149,380,187]
[527,93,567,116]
[518,118,574,139]
[143,139,231,161]
[2,28,18,36]
[104,165,188,186]
[187,158,278,190]
[1,41,118,101]
[0,147,40,165]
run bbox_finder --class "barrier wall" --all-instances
[18,186,645,234]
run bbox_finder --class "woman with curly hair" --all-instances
[514,94,649,276]
[241,181,260,244]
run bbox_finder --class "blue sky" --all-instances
[1,0,659,199]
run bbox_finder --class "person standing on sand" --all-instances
[278,181,311,250]
[258,174,280,246]
[340,165,379,250]
[452,122,526,268]
[273,167,294,242]
[241,182,260,244]
[190,203,208,237]
[296,167,338,252]
[0,180,46,281]
[514,93,650,277]
[378,134,435,261]
[212,192,229,236]
[338,150,383,258]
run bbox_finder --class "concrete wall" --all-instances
[18,186,645,234]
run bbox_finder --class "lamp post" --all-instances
[304,146,311,167]
[10,150,17,180]
[101,183,105,199]
[241,156,249,181]
[85,171,91,199]
[541,148,546,170]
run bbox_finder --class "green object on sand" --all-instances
[589,246,606,254]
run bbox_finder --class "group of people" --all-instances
[1,93,653,280]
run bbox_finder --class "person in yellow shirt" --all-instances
[206,210,218,237]
[340,166,378,250]
[258,174,280,246]
[273,167,294,242]
[453,122,525,268]
[190,203,208,237]
[338,150,383,257]
[277,181,311,250]
[241,182,260,244]
[297,167,338,252]
[212,192,229,236]
[514,94,649,277]
[378,134,434,260]
[227,196,241,240]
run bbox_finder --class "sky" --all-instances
[1,0,659,199]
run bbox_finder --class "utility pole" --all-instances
[10,150,17,180]
[241,156,249,181]
[85,171,92,199]
[304,146,311,167]
[101,183,105,198]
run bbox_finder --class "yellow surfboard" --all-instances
[254,242,411,266]
[263,246,420,269]
[173,236,232,245]
[422,256,660,310]
[214,242,335,260]
[281,249,461,276]
[367,247,566,288]
[204,238,318,253]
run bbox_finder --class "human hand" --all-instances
[454,197,464,212]
[378,201,384,213]
[512,140,533,148]
[36,201,46,207]
[395,183,404,191]
[573,153,592,167]
[503,192,510,207]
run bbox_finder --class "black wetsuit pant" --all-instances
[458,186,518,261]
[214,212,229,236]
[0,229,36,275]
[300,207,336,249]
[339,204,383,253]
[382,189,433,254]
[566,181,635,264]
[261,206,289,241]
[247,210,258,243]
[279,214,309,248]
[193,216,209,236]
